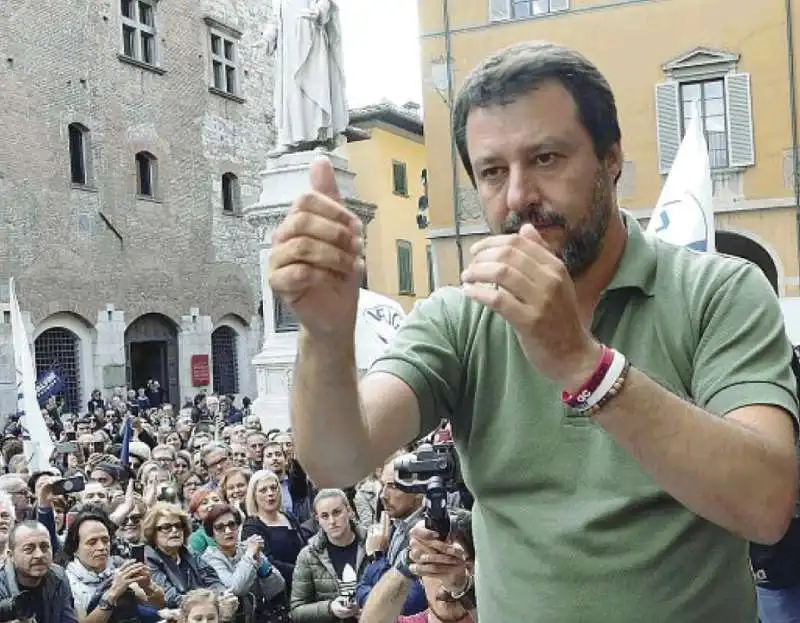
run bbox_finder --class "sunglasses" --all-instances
[213,520,239,533]
[123,514,143,526]
[156,522,183,534]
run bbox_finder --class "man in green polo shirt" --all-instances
[266,41,799,622]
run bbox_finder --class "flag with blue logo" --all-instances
[9,278,55,472]
[647,100,715,252]
[35,368,64,406]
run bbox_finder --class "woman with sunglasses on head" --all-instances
[202,504,290,623]
[118,496,147,547]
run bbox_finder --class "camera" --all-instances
[393,420,462,539]
[52,476,86,496]
[156,483,178,503]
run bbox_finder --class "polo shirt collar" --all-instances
[603,209,658,296]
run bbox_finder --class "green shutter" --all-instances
[397,240,414,294]
[426,245,436,294]
[392,161,408,196]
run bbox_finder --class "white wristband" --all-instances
[578,349,627,411]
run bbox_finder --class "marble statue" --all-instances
[264,0,349,154]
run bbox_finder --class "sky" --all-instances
[337,0,423,108]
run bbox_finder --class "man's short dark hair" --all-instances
[452,41,622,186]
[263,440,284,455]
[9,520,49,551]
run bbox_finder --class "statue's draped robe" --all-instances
[273,0,349,149]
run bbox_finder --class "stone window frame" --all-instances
[656,48,755,175]
[204,17,245,103]
[135,151,159,199]
[67,122,92,188]
[119,0,163,73]
[221,172,241,215]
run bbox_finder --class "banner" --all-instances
[355,288,407,370]
[9,278,55,472]
[35,369,64,406]
[647,99,715,252]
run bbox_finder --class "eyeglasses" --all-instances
[213,521,239,533]
[156,522,183,534]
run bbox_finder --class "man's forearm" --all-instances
[359,569,413,623]
[594,367,797,544]
[292,330,372,487]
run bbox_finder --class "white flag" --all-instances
[9,279,54,472]
[647,100,715,252]
[355,289,406,371]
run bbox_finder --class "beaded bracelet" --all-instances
[582,360,632,417]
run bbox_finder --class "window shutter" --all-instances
[550,0,569,11]
[489,0,511,21]
[654,81,681,174]
[725,73,755,168]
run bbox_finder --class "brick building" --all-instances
[0,0,275,413]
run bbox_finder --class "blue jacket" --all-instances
[355,555,427,616]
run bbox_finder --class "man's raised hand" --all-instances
[268,157,364,338]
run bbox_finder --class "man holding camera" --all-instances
[355,461,427,617]
[360,511,475,623]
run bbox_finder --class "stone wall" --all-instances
[0,0,275,409]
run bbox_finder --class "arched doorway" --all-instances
[125,314,179,405]
[34,327,82,413]
[715,231,779,294]
[212,326,240,395]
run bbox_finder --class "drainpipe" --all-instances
[443,0,465,276]
[787,0,800,271]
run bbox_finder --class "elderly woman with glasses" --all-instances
[202,504,289,622]
[143,502,229,609]
[64,508,165,621]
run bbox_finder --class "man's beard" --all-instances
[497,168,614,278]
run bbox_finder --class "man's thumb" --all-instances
[310,157,341,203]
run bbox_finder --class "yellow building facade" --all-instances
[419,0,800,298]
[344,103,433,312]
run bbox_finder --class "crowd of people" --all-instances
[0,387,475,623]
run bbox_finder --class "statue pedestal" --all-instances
[243,149,375,432]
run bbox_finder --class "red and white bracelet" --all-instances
[561,345,631,415]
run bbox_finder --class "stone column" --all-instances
[243,150,375,432]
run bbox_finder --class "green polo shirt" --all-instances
[368,213,798,622]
